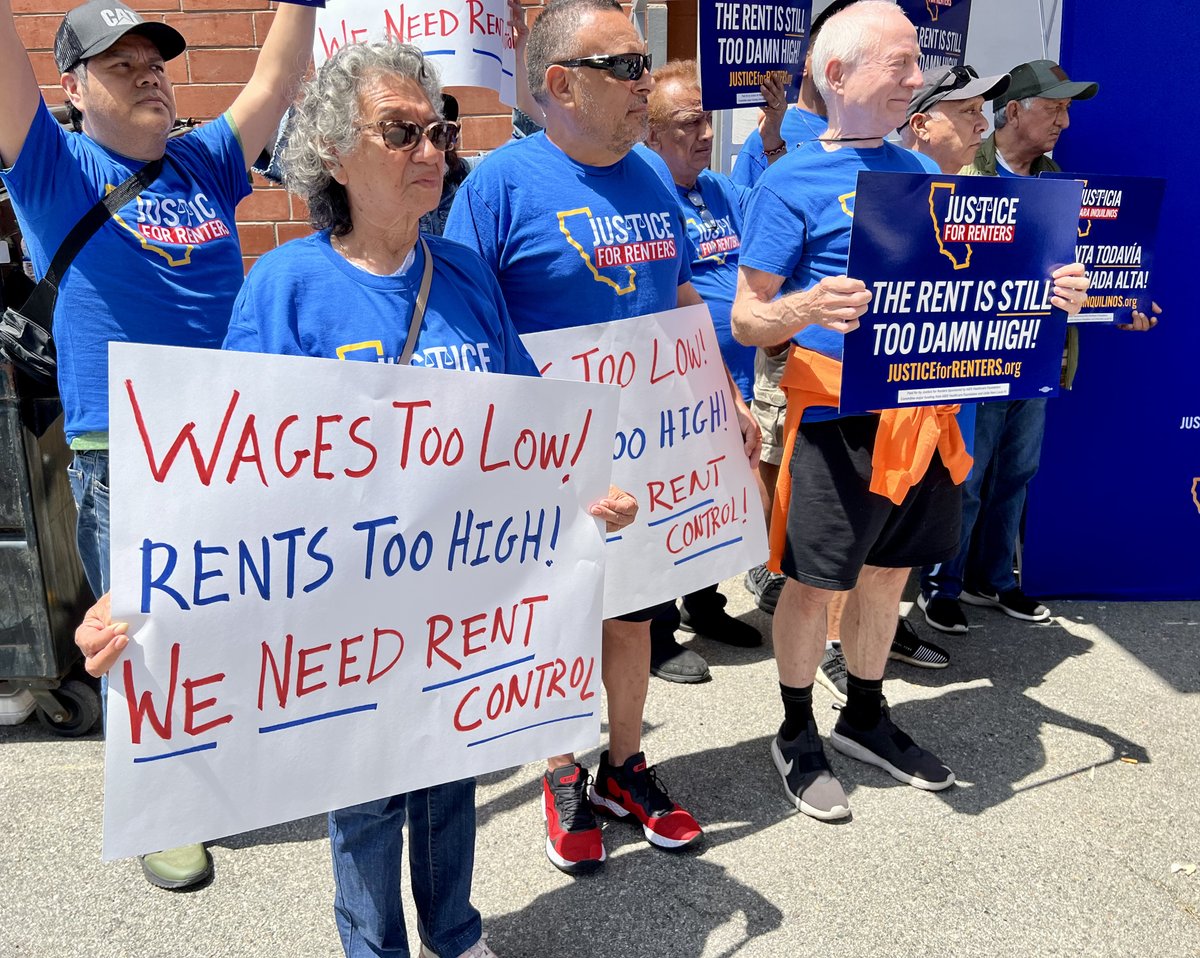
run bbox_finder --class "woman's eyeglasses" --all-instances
[357,119,461,152]
[552,53,652,81]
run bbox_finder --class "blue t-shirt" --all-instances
[0,100,251,442]
[443,132,691,334]
[730,107,829,189]
[632,145,754,402]
[740,140,938,420]
[223,232,539,380]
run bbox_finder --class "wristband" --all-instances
[762,142,787,157]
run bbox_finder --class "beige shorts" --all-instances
[752,347,789,466]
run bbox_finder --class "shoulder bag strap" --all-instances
[19,157,165,320]
[398,235,435,366]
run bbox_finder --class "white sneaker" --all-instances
[419,936,498,958]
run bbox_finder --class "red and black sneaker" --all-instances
[542,764,606,875]
[589,750,702,850]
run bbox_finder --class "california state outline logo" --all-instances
[556,207,679,294]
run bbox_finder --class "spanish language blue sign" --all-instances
[839,171,1084,414]
[698,0,812,110]
[897,0,971,70]
[1040,172,1165,325]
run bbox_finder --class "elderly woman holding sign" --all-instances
[78,40,636,958]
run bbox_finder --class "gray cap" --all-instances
[906,65,1010,121]
[54,0,186,74]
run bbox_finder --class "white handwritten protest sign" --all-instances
[522,306,768,619]
[314,0,517,106]
[104,344,618,860]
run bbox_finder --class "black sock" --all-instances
[843,672,884,730]
[779,682,814,740]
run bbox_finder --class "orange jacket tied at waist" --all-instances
[768,346,973,573]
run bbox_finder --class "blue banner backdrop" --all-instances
[1022,1,1200,599]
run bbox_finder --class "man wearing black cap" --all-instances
[900,65,1010,176]
[0,0,315,891]
[969,58,1096,178]
[917,59,1158,636]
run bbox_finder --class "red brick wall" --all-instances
[14,0,553,269]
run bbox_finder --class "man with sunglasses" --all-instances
[0,0,314,892]
[446,0,761,876]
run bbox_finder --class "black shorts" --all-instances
[781,415,962,591]
[613,600,677,623]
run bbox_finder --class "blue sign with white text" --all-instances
[897,0,972,70]
[1040,172,1165,325]
[840,171,1083,414]
[698,0,812,111]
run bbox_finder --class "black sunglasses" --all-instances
[686,189,716,228]
[909,65,979,116]
[357,119,461,152]
[552,53,652,81]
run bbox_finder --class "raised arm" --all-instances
[0,0,45,168]
[227,2,315,169]
[510,0,545,127]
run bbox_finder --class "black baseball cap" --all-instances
[906,65,1010,121]
[54,0,186,74]
[994,59,1097,111]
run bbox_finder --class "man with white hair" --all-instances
[732,2,1090,819]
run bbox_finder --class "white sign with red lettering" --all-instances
[522,305,769,618]
[314,0,517,106]
[103,344,617,860]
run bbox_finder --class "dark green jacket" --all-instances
[966,135,1078,388]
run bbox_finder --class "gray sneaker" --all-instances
[830,705,955,791]
[814,645,848,704]
[771,721,850,820]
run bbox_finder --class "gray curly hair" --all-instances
[283,42,443,236]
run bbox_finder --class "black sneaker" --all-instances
[888,619,950,669]
[770,720,850,820]
[649,620,710,683]
[743,564,786,615]
[917,593,969,634]
[814,646,848,704]
[679,604,762,648]
[542,764,605,874]
[961,586,1050,622]
[830,705,955,791]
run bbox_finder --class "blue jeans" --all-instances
[923,398,1046,598]
[67,450,110,597]
[329,779,481,958]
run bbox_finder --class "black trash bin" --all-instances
[0,189,100,736]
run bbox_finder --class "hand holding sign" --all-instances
[76,592,129,679]
[1119,301,1161,332]
[589,485,639,531]
[800,275,873,334]
[1049,262,1090,316]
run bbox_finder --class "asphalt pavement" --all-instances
[2,578,1198,958]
